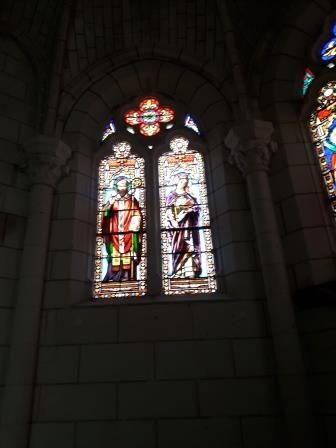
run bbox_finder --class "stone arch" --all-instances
[57,49,233,147]
[45,52,261,305]
[254,1,336,291]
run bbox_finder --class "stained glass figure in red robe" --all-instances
[101,176,143,282]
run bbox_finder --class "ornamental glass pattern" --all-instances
[93,142,147,298]
[310,81,336,217]
[184,113,200,135]
[124,97,174,136]
[101,119,116,142]
[302,68,315,96]
[159,137,217,295]
[320,24,336,62]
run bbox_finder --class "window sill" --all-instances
[76,291,232,307]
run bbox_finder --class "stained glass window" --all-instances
[159,136,217,295]
[101,119,116,142]
[93,141,147,298]
[320,24,336,63]
[310,81,336,217]
[184,114,200,135]
[302,68,315,96]
[124,97,174,136]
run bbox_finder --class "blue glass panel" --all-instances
[101,119,116,142]
[333,23,336,36]
[321,37,336,61]
[184,114,200,135]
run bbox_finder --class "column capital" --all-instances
[225,120,277,176]
[24,135,72,187]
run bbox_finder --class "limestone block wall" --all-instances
[1,0,62,61]
[30,299,283,448]
[27,53,286,447]
[0,37,35,388]
[256,6,336,442]
[209,156,263,299]
[0,2,334,446]
[62,0,226,85]
[258,0,336,292]
[298,306,336,448]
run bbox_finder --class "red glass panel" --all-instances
[159,107,175,122]
[125,110,141,125]
[124,97,174,137]
[139,97,159,111]
[140,122,160,136]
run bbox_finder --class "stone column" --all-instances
[225,120,317,448]
[0,136,71,448]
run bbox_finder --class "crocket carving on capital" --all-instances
[23,135,72,187]
[225,121,277,176]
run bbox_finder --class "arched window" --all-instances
[159,137,216,295]
[94,96,217,299]
[309,81,336,218]
[93,142,146,298]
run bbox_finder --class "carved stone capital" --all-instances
[24,135,72,187]
[225,120,277,176]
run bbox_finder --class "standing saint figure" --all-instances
[101,176,142,282]
[324,119,336,183]
[166,172,202,278]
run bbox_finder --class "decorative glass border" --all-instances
[93,142,147,298]
[309,81,336,218]
[158,137,217,295]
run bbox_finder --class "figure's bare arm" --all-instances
[103,194,114,209]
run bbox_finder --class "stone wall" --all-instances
[28,55,285,447]
[298,305,336,448]
[0,1,335,447]
[258,0,336,292]
[30,300,282,448]
[0,36,35,387]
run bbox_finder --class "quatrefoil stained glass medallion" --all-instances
[124,97,175,137]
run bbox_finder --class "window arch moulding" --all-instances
[93,95,218,300]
